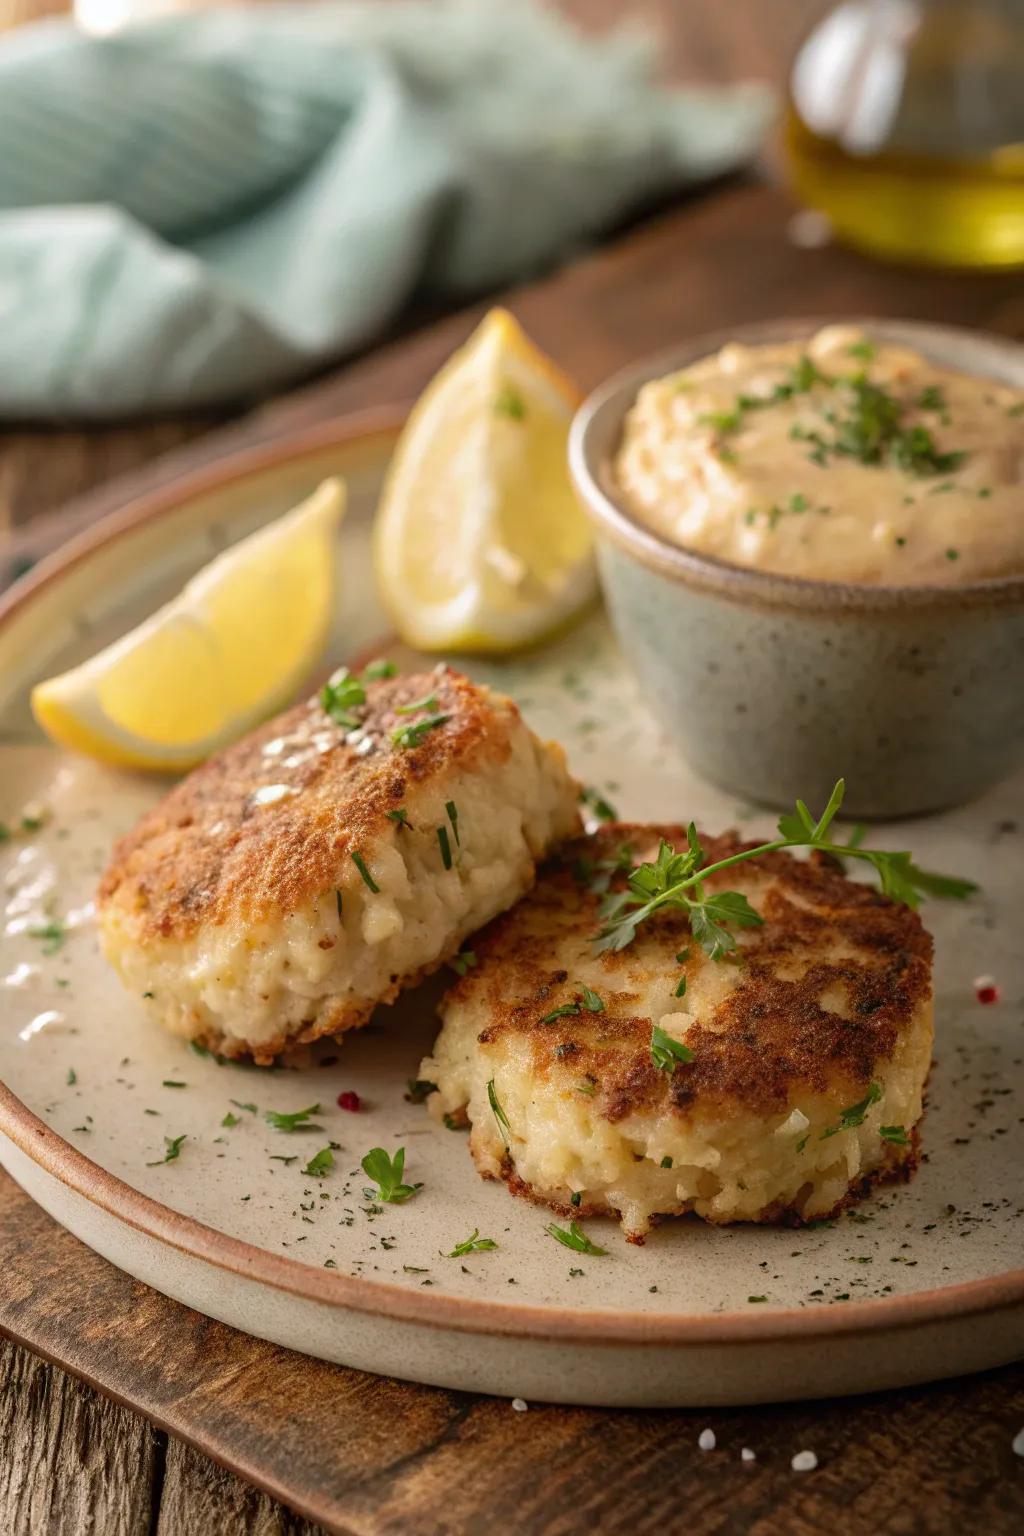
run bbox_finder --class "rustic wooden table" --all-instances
[1,3,1022,1534]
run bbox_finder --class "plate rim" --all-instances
[1,415,1022,1349]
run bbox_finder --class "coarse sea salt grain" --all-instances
[511,1398,528,1413]
[1012,1426,1024,1458]
[698,1428,716,1451]
[741,1448,756,1463]
[791,1450,818,1472]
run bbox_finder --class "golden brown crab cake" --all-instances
[98,667,580,1062]
[421,823,934,1239]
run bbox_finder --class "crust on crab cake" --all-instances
[420,823,934,1239]
[98,667,581,1061]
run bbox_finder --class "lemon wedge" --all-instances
[374,308,597,652]
[32,478,345,772]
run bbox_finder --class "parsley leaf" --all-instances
[880,1124,909,1146]
[446,1229,498,1258]
[545,1220,607,1256]
[580,786,618,823]
[580,985,604,1013]
[361,657,398,680]
[360,1146,421,1203]
[487,1079,510,1143]
[320,667,366,727]
[350,851,379,893]
[303,1146,334,1177]
[650,1025,694,1072]
[147,1133,186,1166]
[449,950,477,977]
[391,713,450,749]
[540,1002,580,1024]
[821,1082,882,1139]
[264,1103,322,1132]
[405,1078,438,1103]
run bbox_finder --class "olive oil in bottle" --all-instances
[785,0,1024,268]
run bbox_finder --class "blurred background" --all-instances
[0,0,1021,569]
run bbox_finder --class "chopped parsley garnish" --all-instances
[436,825,453,870]
[540,1002,581,1024]
[713,353,966,478]
[580,984,604,1013]
[821,1082,882,1139]
[147,1133,186,1166]
[351,851,379,892]
[320,667,366,727]
[405,1078,438,1103]
[674,974,687,999]
[748,1295,768,1304]
[360,1146,421,1203]
[847,340,876,362]
[391,713,450,749]
[917,385,946,412]
[264,1103,322,1132]
[445,800,460,846]
[546,1220,607,1256]
[660,1156,673,1169]
[27,919,66,955]
[880,1124,910,1145]
[446,1229,498,1258]
[487,1078,510,1142]
[945,548,960,562]
[162,1080,187,1089]
[580,786,618,823]
[650,1025,694,1072]
[303,1146,334,1177]
[221,1111,240,1128]
[594,779,974,957]
[449,950,477,977]
[362,657,398,680]
[494,382,526,420]
[576,1075,597,1097]
[66,1068,76,1086]
[386,808,412,830]
[230,1099,257,1115]
[395,691,439,715]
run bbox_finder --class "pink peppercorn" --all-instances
[973,975,1000,1005]
[337,1090,361,1112]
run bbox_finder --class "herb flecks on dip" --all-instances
[613,326,1024,584]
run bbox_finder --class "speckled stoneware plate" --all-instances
[0,414,1021,1407]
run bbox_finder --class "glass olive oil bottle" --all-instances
[785,0,1024,267]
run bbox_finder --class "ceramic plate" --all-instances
[1,416,1021,1407]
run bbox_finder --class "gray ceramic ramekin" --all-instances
[569,318,1024,819]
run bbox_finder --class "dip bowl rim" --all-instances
[569,315,1024,612]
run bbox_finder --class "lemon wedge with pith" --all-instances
[31,478,345,772]
[373,308,597,652]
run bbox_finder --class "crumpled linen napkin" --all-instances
[0,1,772,419]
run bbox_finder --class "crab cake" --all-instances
[421,823,934,1239]
[98,667,580,1062]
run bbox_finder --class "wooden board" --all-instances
[2,1172,1022,1536]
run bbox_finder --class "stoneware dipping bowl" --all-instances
[569,317,1024,819]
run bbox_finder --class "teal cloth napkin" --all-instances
[0,2,772,419]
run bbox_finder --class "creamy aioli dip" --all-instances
[613,325,1024,584]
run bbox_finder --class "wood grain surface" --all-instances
[3,3,1024,1533]
[2,1175,1022,1536]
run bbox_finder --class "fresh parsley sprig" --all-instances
[361,1146,421,1204]
[594,779,975,958]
